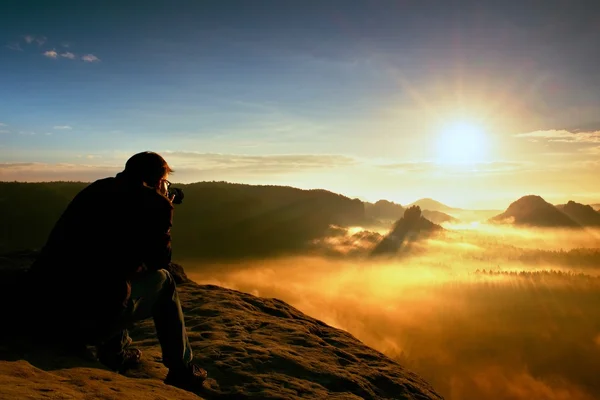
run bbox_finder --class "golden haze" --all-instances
[184,225,600,400]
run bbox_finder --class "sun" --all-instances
[435,120,488,164]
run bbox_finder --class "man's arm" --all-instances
[142,198,174,271]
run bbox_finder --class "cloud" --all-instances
[377,161,435,172]
[43,50,58,59]
[6,42,23,51]
[0,162,36,168]
[23,35,46,46]
[0,123,6,127]
[81,54,100,62]
[515,129,600,143]
[377,161,529,174]
[53,125,72,130]
[0,153,354,182]
[0,162,119,182]
[0,130,9,134]
[60,52,76,59]
[163,152,357,174]
[581,146,600,155]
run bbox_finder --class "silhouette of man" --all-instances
[28,151,207,392]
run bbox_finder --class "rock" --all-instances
[166,262,190,284]
[0,252,443,400]
[371,206,443,256]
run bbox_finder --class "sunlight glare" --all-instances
[436,120,488,164]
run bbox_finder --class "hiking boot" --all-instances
[164,363,208,391]
[98,347,142,372]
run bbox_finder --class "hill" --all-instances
[490,195,581,228]
[555,201,600,226]
[422,210,457,224]
[0,181,366,259]
[1,181,463,259]
[0,251,442,400]
[407,198,457,213]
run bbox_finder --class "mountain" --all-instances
[555,201,600,226]
[3,181,464,259]
[490,195,581,228]
[590,204,600,212]
[365,200,457,225]
[372,206,443,256]
[0,251,442,400]
[407,198,457,213]
[364,200,405,220]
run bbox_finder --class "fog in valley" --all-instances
[183,225,600,400]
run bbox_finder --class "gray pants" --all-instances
[96,269,193,369]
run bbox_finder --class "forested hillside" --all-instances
[0,181,365,258]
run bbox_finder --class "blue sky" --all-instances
[1,0,600,208]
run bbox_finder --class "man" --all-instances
[28,151,207,392]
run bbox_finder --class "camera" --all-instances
[168,187,184,205]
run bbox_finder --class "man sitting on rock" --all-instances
[27,151,207,392]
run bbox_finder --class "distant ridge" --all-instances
[556,201,600,226]
[364,200,456,224]
[407,198,458,213]
[490,195,581,228]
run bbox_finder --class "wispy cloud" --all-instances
[0,130,9,134]
[43,50,58,59]
[53,125,72,130]
[9,35,98,63]
[515,129,600,143]
[580,146,600,155]
[377,161,435,173]
[164,151,356,174]
[377,161,529,174]
[0,162,119,182]
[6,42,23,51]
[81,54,100,63]
[0,123,6,127]
[23,35,46,46]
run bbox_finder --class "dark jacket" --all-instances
[28,173,173,326]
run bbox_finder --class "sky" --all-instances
[1,0,600,209]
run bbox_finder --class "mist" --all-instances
[182,225,600,400]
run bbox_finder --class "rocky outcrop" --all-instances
[371,206,443,256]
[0,251,443,400]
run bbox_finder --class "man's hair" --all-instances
[124,151,174,186]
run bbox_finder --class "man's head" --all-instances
[124,151,174,190]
